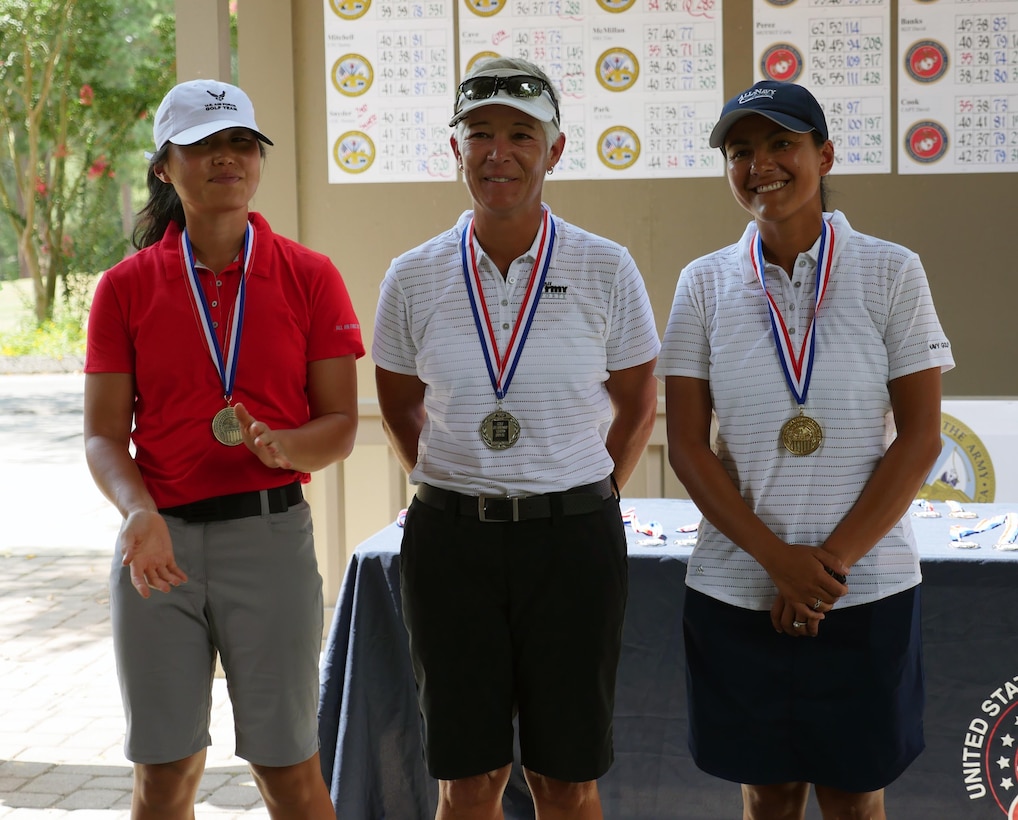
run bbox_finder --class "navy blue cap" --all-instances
[709,80,828,149]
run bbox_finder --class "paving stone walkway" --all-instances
[0,374,273,817]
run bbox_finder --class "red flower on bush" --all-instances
[79,84,94,106]
[87,156,109,180]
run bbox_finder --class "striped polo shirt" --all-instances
[373,207,660,497]
[656,210,955,610]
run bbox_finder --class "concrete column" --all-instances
[174,0,231,82]
[234,0,349,603]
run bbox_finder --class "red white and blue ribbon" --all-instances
[182,222,253,402]
[994,512,1018,550]
[911,499,941,518]
[949,513,1007,549]
[461,208,555,402]
[945,499,978,519]
[751,219,835,409]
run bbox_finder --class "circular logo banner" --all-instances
[904,120,949,164]
[905,40,949,83]
[760,44,804,82]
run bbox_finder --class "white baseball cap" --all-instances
[449,67,560,128]
[151,79,273,153]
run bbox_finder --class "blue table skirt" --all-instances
[319,500,1018,820]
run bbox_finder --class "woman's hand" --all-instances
[234,402,293,470]
[119,510,187,598]
[766,544,849,636]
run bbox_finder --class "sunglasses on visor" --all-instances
[453,75,560,124]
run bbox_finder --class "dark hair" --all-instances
[131,140,268,250]
[811,130,831,212]
[132,146,183,250]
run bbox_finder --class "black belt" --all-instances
[159,481,303,523]
[414,478,614,523]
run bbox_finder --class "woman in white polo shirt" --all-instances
[658,80,954,819]
[374,57,659,819]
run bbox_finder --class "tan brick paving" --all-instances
[0,550,270,818]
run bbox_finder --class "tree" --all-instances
[0,0,174,325]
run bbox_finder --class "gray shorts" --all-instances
[109,500,323,766]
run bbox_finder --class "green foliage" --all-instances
[0,0,175,327]
[0,315,86,357]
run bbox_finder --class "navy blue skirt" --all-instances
[683,585,925,793]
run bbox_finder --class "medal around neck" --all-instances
[182,223,254,447]
[212,405,244,446]
[480,408,520,450]
[780,410,823,456]
[462,207,555,455]
[751,220,835,459]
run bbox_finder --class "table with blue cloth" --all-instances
[318,500,1018,820]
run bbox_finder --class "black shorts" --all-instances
[399,492,628,782]
[684,585,925,793]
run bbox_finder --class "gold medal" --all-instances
[480,409,520,450]
[212,405,244,446]
[780,412,823,456]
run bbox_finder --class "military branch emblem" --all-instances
[597,126,640,170]
[333,131,376,174]
[464,0,505,17]
[959,673,1018,815]
[596,0,638,13]
[332,55,373,97]
[920,412,996,502]
[329,0,370,20]
[905,40,949,84]
[760,43,803,82]
[904,120,950,165]
[597,49,639,93]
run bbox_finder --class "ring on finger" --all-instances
[812,597,823,611]
[792,620,805,629]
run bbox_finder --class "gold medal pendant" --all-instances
[780,411,823,456]
[212,405,244,447]
[480,409,520,450]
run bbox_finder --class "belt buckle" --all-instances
[477,495,519,523]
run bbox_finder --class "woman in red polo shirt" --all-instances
[83,80,363,819]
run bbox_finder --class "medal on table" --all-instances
[462,207,556,450]
[751,220,834,456]
[182,222,254,446]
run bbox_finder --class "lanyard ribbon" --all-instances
[461,208,555,401]
[949,513,1008,543]
[751,220,834,407]
[182,222,254,401]
[994,512,1018,549]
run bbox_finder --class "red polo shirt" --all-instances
[85,212,364,508]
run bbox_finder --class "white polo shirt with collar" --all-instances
[657,209,955,610]
[374,206,660,497]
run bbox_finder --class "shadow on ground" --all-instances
[0,551,111,658]
[0,760,263,811]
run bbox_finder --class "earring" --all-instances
[546,167,554,176]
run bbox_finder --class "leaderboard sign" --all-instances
[322,0,725,183]
[322,0,1018,182]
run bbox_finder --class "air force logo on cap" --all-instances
[151,79,274,153]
